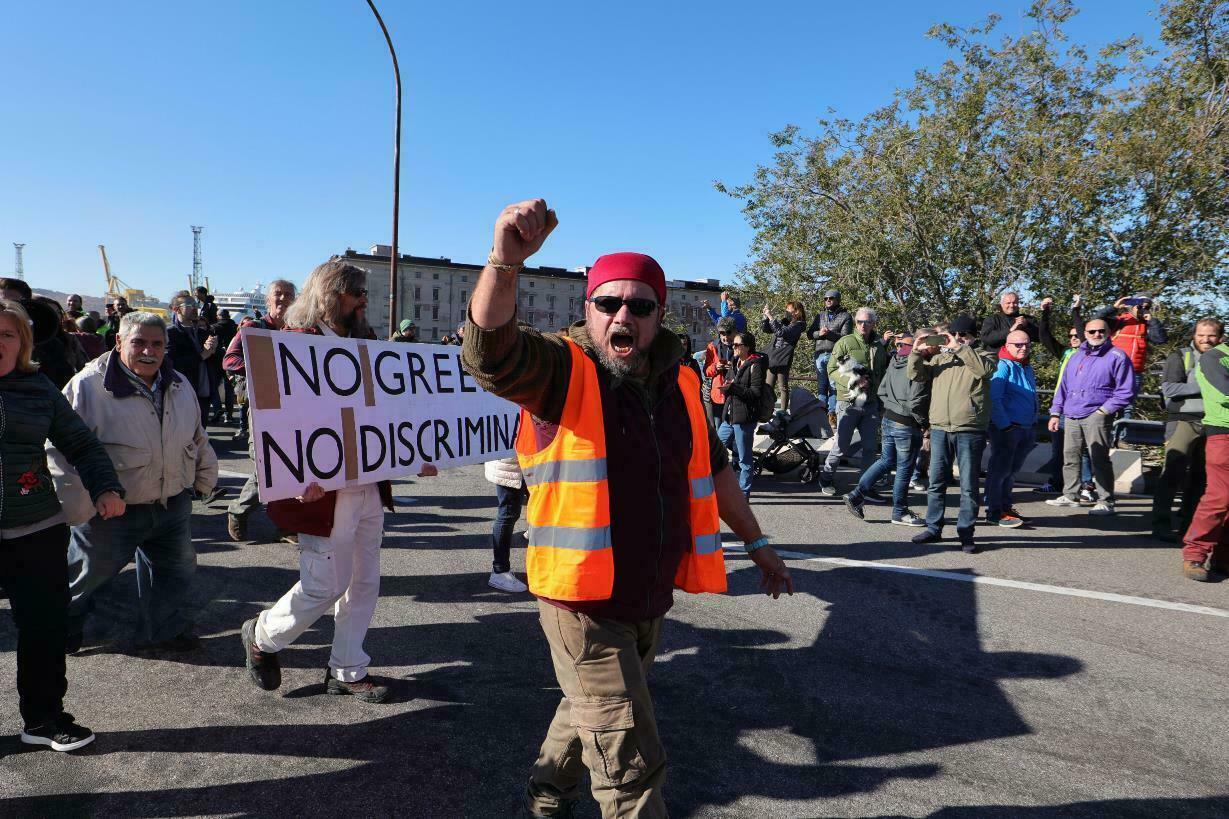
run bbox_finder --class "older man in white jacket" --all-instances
[49,311,218,653]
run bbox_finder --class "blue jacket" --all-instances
[990,357,1037,428]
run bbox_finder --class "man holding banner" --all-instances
[463,199,794,818]
[239,259,435,704]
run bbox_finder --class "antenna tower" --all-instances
[13,243,25,280]
[190,226,204,291]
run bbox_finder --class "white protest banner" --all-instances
[241,328,520,502]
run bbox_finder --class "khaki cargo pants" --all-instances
[526,600,667,818]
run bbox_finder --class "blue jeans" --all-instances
[924,429,987,538]
[492,483,527,573]
[985,424,1035,515]
[67,489,196,643]
[814,353,836,414]
[849,418,921,519]
[718,420,756,495]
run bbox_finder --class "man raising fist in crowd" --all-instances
[462,199,793,818]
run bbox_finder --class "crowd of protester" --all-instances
[0,246,1226,779]
[706,288,1226,567]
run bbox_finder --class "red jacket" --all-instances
[263,325,394,535]
[1112,314,1148,374]
[703,341,733,404]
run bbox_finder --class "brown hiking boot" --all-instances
[325,671,390,703]
[227,514,248,543]
[1182,560,1210,583]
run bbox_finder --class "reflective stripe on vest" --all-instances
[516,338,726,601]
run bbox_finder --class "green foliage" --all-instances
[718,0,1229,374]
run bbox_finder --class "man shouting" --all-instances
[462,199,793,818]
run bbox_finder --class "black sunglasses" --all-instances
[1085,328,1107,335]
[588,296,658,317]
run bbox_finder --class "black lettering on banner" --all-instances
[280,344,321,396]
[433,418,456,460]
[306,427,343,479]
[396,422,416,465]
[263,430,304,488]
[373,350,406,395]
[511,411,521,443]
[458,356,478,393]
[360,425,387,471]
[416,419,434,463]
[323,348,362,396]
[492,413,514,451]
[464,415,485,458]
[433,352,455,394]
[407,352,432,395]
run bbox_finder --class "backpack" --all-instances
[753,356,777,422]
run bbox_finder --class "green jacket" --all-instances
[1196,343,1229,433]
[907,343,996,433]
[0,370,123,529]
[826,332,889,404]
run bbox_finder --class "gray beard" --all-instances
[596,345,646,386]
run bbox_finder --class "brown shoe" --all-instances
[227,514,248,543]
[276,530,298,545]
[1182,560,1210,583]
[325,671,390,703]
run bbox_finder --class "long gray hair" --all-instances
[284,258,370,335]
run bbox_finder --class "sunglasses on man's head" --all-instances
[588,296,658,317]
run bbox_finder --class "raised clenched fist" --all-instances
[492,199,558,267]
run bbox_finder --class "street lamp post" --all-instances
[365,0,402,335]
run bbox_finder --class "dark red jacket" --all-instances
[264,325,394,535]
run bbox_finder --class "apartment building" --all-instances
[342,246,724,350]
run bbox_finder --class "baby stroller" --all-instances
[752,388,825,484]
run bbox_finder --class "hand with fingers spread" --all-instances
[491,199,559,267]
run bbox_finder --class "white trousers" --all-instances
[255,483,385,682]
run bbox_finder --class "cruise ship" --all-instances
[212,285,265,319]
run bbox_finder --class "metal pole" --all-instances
[365,0,402,334]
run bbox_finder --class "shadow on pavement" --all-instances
[0,560,1086,817]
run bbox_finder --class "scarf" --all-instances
[998,346,1029,366]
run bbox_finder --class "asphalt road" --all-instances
[2,426,1228,818]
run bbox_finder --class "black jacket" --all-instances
[761,317,804,371]
[721,353,767,425]
[981,311,1040,354]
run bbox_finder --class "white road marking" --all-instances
[726,547,1229,619]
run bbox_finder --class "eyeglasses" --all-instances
[732,342,748,348]
[588,296,658,317]
[1068,334,1079,340]
[895,341,913,348]
[1007,342,1031,348]
[824,297,837,301]
[855,319,873,325]
[1085,328,1107,336]
[954,331,972,337]
[344,288,368,298]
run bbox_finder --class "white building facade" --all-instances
[342,246,724,351]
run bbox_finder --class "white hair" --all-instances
[856,307,877,323]
[118,311,167,338]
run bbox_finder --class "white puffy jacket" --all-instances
[484,455,524,489]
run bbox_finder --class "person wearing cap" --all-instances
[907,315,996,553]
[1111,294,1168,418]
[462,198,793,818]
[1045,316,1136,516]
[806,289,852,431]
[391,318,418,342]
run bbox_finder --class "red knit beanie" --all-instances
[585,252,667,305]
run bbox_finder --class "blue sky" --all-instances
[2,0,1160,299]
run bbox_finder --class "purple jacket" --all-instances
[1050,341,1136,419]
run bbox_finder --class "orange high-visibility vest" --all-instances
[515,338,725,601]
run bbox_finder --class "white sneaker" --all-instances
[488,571,528,593]
[1089,502,1115,516]
[892,512,927,527]
[909,481,927,492]
[1045,496,1081,508]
